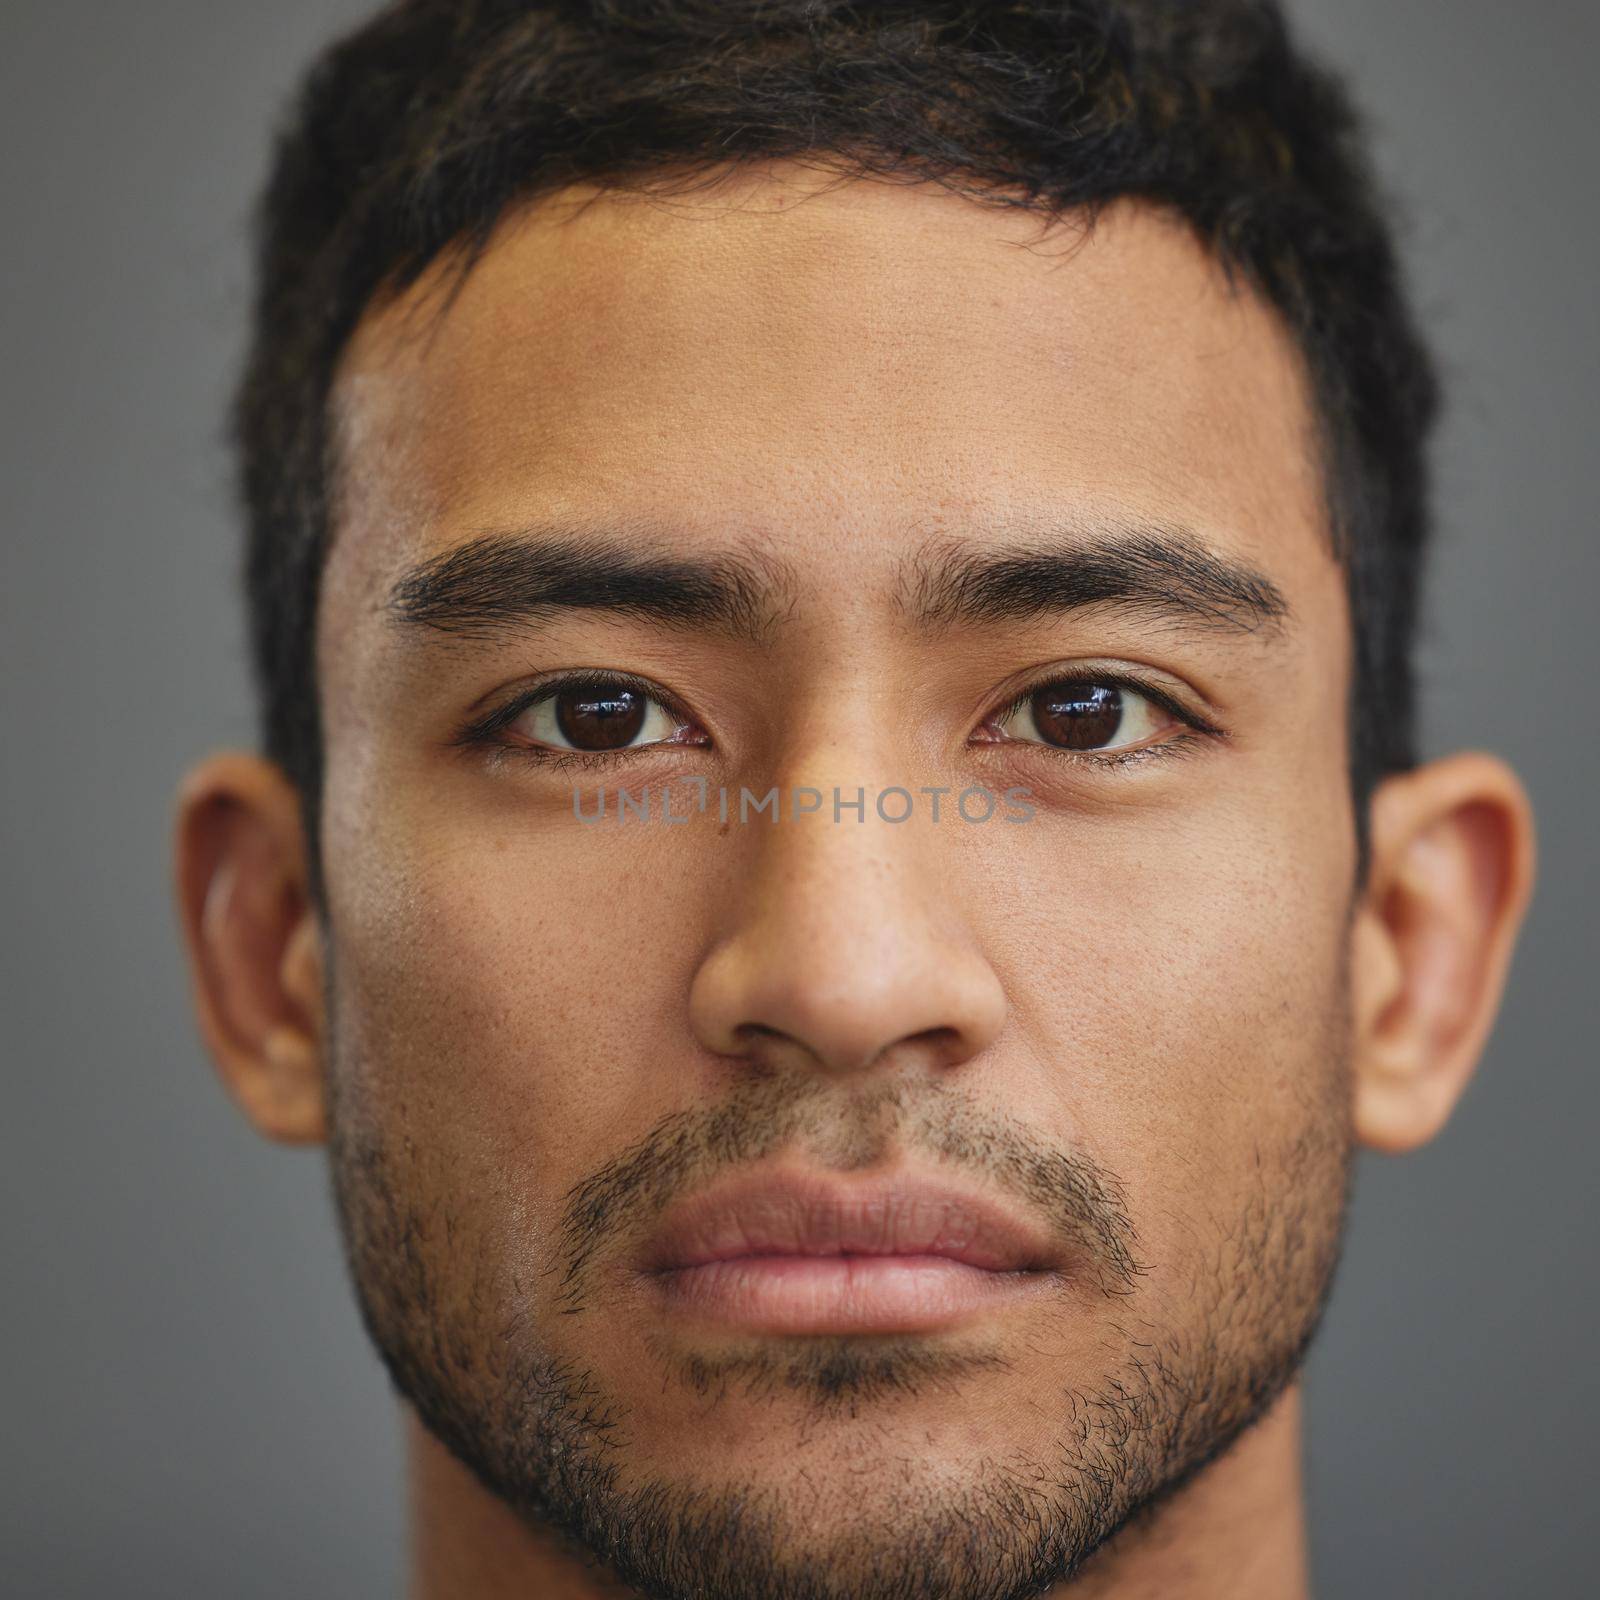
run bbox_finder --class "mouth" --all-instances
[637,1166,1067,1334]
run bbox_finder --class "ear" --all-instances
[1349,750,1537,1154]
[172,752,328,1144]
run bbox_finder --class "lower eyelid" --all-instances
[480,732,708,775]
[971,724,1208,772]
[471,669,1214,770]
[540,722,707,754]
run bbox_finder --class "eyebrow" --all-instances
[384,522,1291,649]
[903,527,1291,639]
[385,530,794,646]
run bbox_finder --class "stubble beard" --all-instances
[323,972,1355,1600]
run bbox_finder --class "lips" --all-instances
[634,1166,1068,1333]
[638,1165,1065,1278]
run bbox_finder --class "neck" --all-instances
[1059,1386,1312,1598]
[407,1385,1312,1600]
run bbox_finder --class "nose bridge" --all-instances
[686,753,1009,1079]
[755,780,926,971]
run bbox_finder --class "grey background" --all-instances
[2,3,1593,1595]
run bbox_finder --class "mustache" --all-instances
[547,1074,1146,1310]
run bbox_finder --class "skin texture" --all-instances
[174,164,1537,1599]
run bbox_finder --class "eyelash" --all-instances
[450,670,706,775]
[983,668,1224,772]
[452,667,1224,773]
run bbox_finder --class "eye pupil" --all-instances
[1030,681,1123,750]
[555,685,647,750]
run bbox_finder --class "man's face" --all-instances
[316,167,1358,1596]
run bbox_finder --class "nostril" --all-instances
[686,897,1010,1077]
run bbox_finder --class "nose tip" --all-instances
[687,822,1008,1079]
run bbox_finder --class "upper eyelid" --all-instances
[522,669,683,708]
[466,670,697,741]
[461,663,1220,753]
[988,668,1214,735]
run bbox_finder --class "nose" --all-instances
[687,788,1009,1079]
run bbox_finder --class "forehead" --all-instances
[323,163,1335,642]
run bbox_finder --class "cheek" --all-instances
[995,799,1354,1273]
[321,797,713,1205]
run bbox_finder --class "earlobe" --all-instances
[1350,751,1537,1154]
[172,752,329,1145]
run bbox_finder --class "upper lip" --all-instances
[638,1165,1064,1275]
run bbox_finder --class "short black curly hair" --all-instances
[236,0,1438,909]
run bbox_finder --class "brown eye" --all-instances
[991,677,1170,754]
[1029,682,1123,749]
[555,685,647,750]
[515,677,690,753]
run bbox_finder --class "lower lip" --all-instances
[644,1254,1060,1333]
